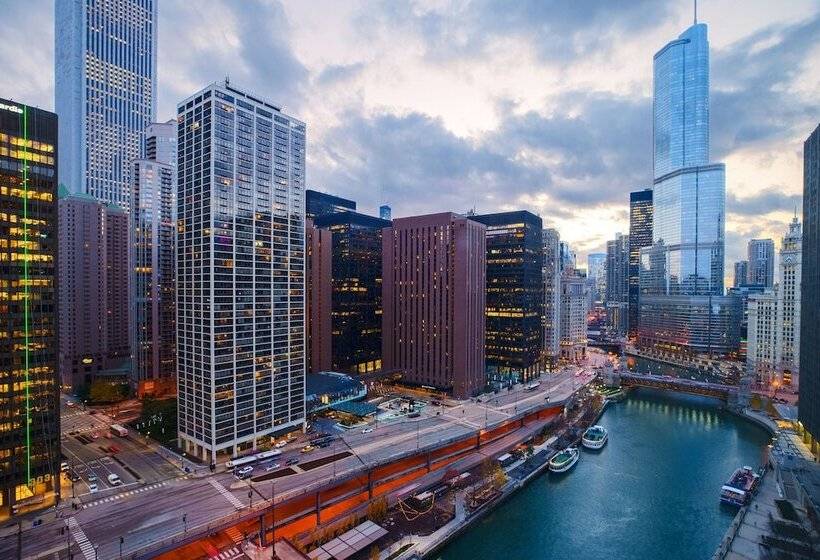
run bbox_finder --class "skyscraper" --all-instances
[55,0,157,210]
[542,228,561,361]
[176,82,306,462]
[306,189,356,220]
[628,188,652,339]
[747,238,775,288]
[776,218,802,384]
[59,189,130,391]
[799,124,819,453]
[473,211,544,381]
[606,233,630,337]
[560,268,588,362]
[313,211,391,374]
[587,252,606,304]
[638,20,737,355]
[733,260,749,288]
[130,121,177,395]
[379,204,392,221]
[306,219,332,374]
[0,100,60,518]
[382,213,486,398]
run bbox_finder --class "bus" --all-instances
[110,424,128,437]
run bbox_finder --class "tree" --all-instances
[369,545,380,560]
[89,380,123,403]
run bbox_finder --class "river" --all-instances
[437,388,770,560]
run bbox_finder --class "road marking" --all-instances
[211,545,243,559]
[209,479,245,509]
[225,526,244,544]
[82,482,166,508]
[66,517,95,560]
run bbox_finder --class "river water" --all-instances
[437,388,770,560]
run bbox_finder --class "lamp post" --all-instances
[93,545,98,560]
[181,452,186,470]
[183,513,188,534]
[119,536,124,559]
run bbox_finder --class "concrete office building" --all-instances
[59,189,130,390]
[176,82,306,462]
[130,121,176,395]
[0,100,60,519]
[55,0,157,210]
[628,188,653,339]
[542,228,561,362]
[473,211,544,381]
[748,239,775,288]
[382,213,486,398]
[560,268,588,362]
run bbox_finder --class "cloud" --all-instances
[727,189,802,217]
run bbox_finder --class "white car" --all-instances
[361,428,374,434]
[264,462,280,472]
[88,483,98,494]
[236,466,254,478]
[107,473,122,486]
[275,440,288,449]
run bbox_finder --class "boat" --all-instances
[720,466,760,506]
[581,425,608,450]
[548,447,579,473]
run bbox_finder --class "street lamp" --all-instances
[183,513,188,534]
[119,536,124,559]
[181,452,186,470]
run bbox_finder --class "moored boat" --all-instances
[582,425,608,450]
[548,447,579,473]
[720,465,760,506]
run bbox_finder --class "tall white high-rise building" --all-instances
[747,218,802,386]
[55,0,157,210]
[130,120,177,392]
[176,82,306,462]
[542,229,561,361]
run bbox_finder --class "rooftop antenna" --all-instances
[694,0,698,24]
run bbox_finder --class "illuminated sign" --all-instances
[0,102,23,114]
[81,357,94,365]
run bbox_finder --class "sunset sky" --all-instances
[3,0,818,275]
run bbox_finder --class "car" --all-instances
[301,445,315,454]
[107,473,122,486]
[88,483,98,494]
[87,475,97,483]
[361,428,373,434]
[69,471,81,482]
[60,461,70,472]
[264,462,281,472]
[66,401,75,408]
[286,458,299,466]
[236,466,254,478]
[274,440,288,448]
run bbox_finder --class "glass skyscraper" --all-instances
[55,0,157,210]
[639,21,737,355]
[628,188,652,339]
[176,82,306,462]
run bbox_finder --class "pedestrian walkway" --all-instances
[225,525,244,545]
[83,481,167,508]
[66,517,95,560]
[209,478,245,509]
[210,544,245,559]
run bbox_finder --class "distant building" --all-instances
[0,100,60,518]
[379,204,391,221]
[542,229,562,362]
[605,233,630,338]
[55,0,157,210]
[560,268,588,362]
[382,213,486,398]
[777,217,802,385]
[748,239,775,288]
[306,189,356,219]
[587,253,606,304]
[727,283,767,348]
[473,211,544,381]
[747,289,778,383]
[306,218,332,374]
[733,261,749,288]
[59,190,130,390]
[628,188,653,339]
[314,211,391,374]
[799,123,820,453]
[176,82,306,462]
[559,241,576,272]
[130,121,177,395]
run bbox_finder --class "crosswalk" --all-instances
[66,517,95,560]
[225,525,244,544]
[210,545,245,559]
[83,481,166,508]
[208,478,245,509]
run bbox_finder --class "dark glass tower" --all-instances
[473,211,544,381]
[306,189,356,220]
[0,100,60,518]
[313,211,391,374]
[799,123,820,453]
[628,188,652,339]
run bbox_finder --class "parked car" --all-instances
[88,483,98,494]
[275,440,288,449]
[107,473,122,486]
[361,428,373,434]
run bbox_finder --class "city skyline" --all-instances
[1,1,816,278]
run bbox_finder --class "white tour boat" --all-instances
[581,425,609,450]
[548,447,579,473]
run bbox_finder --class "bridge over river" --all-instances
[619,372,739,401]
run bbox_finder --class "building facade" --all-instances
[776,218,802,384]
[748,239,775,288]
[0,100,60,519]
[306,218,332,374]
[59,190,130,390]
[176,82,306,462]
[55,0,157,210]
[560,268,588,362]
[733,261,749,288]
[473,211,543,380]
[628,188,653,339]
[314,211,391,375]
[747,289,778,382]
[606,233,630,338]
[306,189,356,220]
[382,213,486,398]
[379,204,391,221]
[638,22,733,356]
[130,121,176,394]
[587,252,606,304]
[542,228,561,361]
[799,124,820,452]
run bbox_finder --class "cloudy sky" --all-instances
[2,0,818,275]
